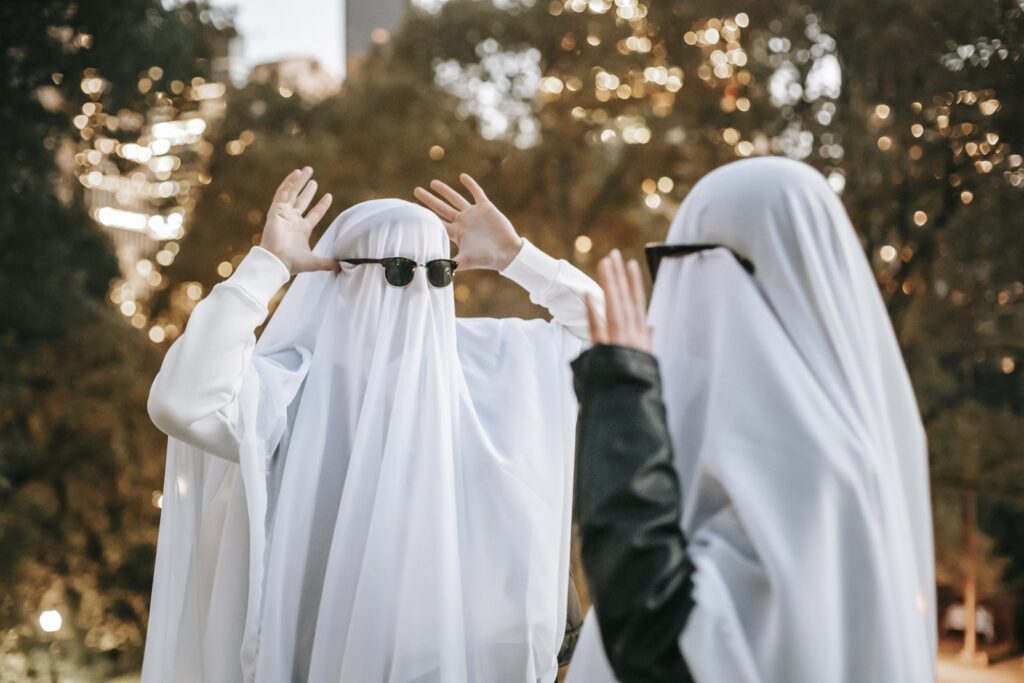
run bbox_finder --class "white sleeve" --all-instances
[499,238,605,342]
[147,246,291,461]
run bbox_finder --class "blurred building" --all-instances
[251,57,341,102]
[53,30,234,340]
[74,86,227,337]
[345,0,409,75]
[84,88,226,284]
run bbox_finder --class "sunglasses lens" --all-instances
[383,258,416,287]
[426,260,455,288]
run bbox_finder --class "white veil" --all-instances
[143,199,581,682]
[568,158,935,682]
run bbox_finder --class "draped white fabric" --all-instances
[143,199,582,682]
[568,158,936,682]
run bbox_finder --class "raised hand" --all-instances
[585,250,652,352]
[413,173,523,271]
[260,167,338,275]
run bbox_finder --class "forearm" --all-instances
[148,247,290,458]
[571,344,695,683]
[500,239,604,341]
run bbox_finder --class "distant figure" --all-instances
[142,168,602,682]
[568,158,937,683]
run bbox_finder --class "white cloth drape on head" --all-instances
[142,200,583,683]
[568,157,936,683]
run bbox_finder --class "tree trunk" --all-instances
[961,489,978,660]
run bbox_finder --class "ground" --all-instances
[111,653,1024,682]
[939,653,1024,683]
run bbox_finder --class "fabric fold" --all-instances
[567,158,935,683]
[144,199,582,683]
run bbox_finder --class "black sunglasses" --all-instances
[644,243,755,282]
[341,257,458,288]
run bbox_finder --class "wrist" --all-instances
[259,236,293,273]
[493,234,524,271]
[232,247,293,304]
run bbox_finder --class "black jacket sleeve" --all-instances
[571,344,695,683]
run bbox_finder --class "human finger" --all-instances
[289,167,313,204]
[459,173,489,204]
[273,168,302,204]
[599,253,627,343]
[609,250,635,343]
[429,179,471,211]
[452,246,482,271]
[626,259,647,334]
[293,253,341,274]
[303,193,333,230]
[585,293,608,345]
[442,220,461,245]
[293,178,318,213]
[413,187,458,221]
[606,250,630,335]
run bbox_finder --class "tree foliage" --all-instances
[161,0,1024,626]
[0,1,229,677]
[2,0,1022,676]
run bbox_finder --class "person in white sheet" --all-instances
[142,167,603,683]
[566,157,936,683]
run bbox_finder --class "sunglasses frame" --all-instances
[341,257,458,288]
[644,243,755,282]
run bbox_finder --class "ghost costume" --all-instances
[567,158,936,683]
[141,199,601,683]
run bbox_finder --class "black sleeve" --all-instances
[571,344,695,683]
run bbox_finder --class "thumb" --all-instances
[294,254,340,274]
[443,221,461,245]
[452,254,482,271]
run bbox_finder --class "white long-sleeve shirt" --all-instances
[148,239,601,460]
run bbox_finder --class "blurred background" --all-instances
[1,0,1022,680]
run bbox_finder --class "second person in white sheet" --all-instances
[141,168,603,683]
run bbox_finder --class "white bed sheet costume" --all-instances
[567,158,937,683]
[141,199,602,683]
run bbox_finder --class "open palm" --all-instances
[260,167,337,275]
[413,174,523,271]
[586,250,651,352]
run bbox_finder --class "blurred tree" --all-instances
[414,0,1024,654]
[0,1,231,678]
[801,0,1024,656]
[150,40,520,326]
[149,0,1023,663]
